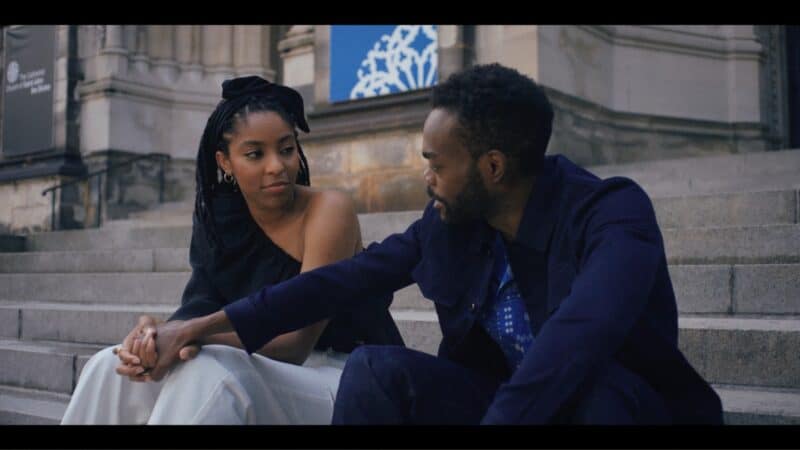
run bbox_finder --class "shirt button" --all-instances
[470,303,477,311]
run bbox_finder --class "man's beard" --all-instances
[427,165,492,224]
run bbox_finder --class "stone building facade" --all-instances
[0,25,796,233]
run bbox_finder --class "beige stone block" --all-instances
[233,26,266,68]
[79,97,111,153]
[24,178,57,207]
[406,132,427,170]
[0,184,16,224]
[202,25,233,68]
[11,205,50,232]
[350,133,415,174]
[302,140,349,176]
[357,170,428,213]
[498,26,540,81]
[282,51,314,87]
[147,26,174,60]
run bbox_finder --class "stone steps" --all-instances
[1,149,798,425]
[4,309,799,387]
[715,384,800,425]
[393,310,800,389]
[586,148,800,198]
[0,248,187,273]
[7,222,800,272]
[0,302,174,344]
[107,187,800,232]
[0,273,190,305]
[1,381,798,425]
[651,189,798,229]
[0,385,70,425]
[19,221,800,269]
[1,262,798,314]
[0,339,103,394]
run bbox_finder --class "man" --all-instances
[145,63,723,424]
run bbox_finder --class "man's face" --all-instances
[422,108,491,224]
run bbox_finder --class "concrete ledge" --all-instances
[0,385,68,425]
[653,189,797,229]
[10,303,175,345]
[0,308,18,339]
[0,249,156,273]
[0,340,79,393]
[664,224,800,264]
[734,264,800,314]
[391,310,440,356]
[679,317,800,388]
[715,384,800,425]
[0,272,190,304]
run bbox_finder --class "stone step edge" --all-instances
[714,384,800,419]
[0,251,800,268]
[2,302,800,324]
[0,384,69,423]
[0,383,798,425]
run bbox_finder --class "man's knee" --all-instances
[570,363,668,425]
[339,345,403,389]
[333,345,410,424]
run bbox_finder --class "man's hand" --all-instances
[142,320,196,382]
[115,315,159,382]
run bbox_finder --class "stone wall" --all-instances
[0,25,791,230]
[303,127,428,213]
[0,177,59,234]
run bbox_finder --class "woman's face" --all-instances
[216,110,301,212]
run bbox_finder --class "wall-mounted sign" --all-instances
[2,25,56,157]
[330,25,438,103]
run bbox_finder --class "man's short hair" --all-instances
[431,63,554,177]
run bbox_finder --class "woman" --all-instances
[60,76,404,424]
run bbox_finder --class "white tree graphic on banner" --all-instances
[349,25,438,100]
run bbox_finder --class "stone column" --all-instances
[437,25,470,81]
[312,25,330,107]
[97,25,128,79]
[722,25,763,124]
[175,25,202,83]
[148,25,178,82]
[202,25,235,85]
[130,25,150,74]
[233,25,274,80]
[279,25,315,88]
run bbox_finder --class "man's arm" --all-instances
[481,181,664,424]
[145,206,432,380]
[222,210,425,354]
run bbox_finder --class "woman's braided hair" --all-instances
[194,76,311,252]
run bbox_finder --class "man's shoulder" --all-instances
[547,154,651,208]
[543,155,657,239]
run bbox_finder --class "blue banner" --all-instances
[330,25,438,103]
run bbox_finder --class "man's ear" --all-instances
[215,151,231,174]
[481,149,507,185]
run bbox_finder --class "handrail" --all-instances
[41,152,170,230]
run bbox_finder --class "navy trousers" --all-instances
[331,345,670,425]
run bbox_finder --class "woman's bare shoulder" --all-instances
[303,187,357,220]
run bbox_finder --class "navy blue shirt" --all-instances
[224,155,723,424]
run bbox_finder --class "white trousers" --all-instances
[60,344,348,424]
